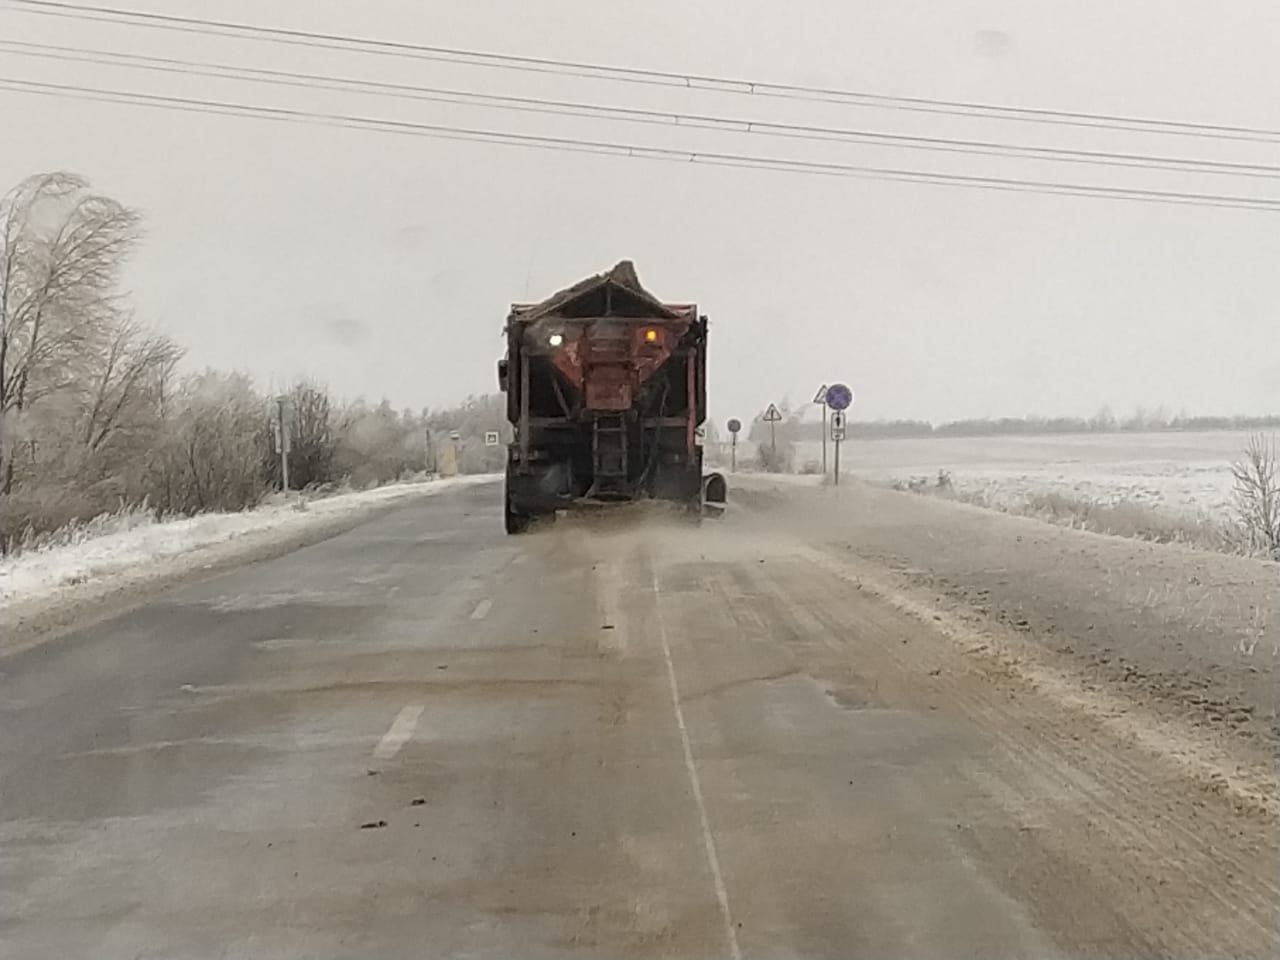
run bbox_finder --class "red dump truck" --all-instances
[497,261,724,533]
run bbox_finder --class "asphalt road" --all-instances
[2,481,1276,959]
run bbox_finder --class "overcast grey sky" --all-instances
[3,0,1279,426]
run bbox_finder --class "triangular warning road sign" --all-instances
[763,403,783,422]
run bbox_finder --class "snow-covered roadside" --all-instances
[866,462,1236,524]
[1,475,498,615]
[826,431,1262,525]
[728,471,825,489]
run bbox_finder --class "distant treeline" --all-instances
[753,411,1280,444]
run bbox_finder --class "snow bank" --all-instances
[0,475,497,611]
[830,432,1258,524]
[729,472,826,489]
[918,463,1235,522]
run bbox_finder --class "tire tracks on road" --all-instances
[752,550,1279,958]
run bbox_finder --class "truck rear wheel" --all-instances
[504,491,530,535]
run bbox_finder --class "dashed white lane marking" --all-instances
[373,704,425,760]
[470,598,493,620]
[652,570,743,960]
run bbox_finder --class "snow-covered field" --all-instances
[795,431,1267,522]
[0,475,497,611]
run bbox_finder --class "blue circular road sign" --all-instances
[826,383,854,411]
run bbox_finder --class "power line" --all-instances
[3,76,1279,214]
[11,0,1280,146]
[6,39,1280,183]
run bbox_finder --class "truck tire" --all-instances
[504,492,530,535]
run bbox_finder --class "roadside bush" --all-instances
[149,371,271,515]
[892,476,935,494]
[283,379,336,489]
[1231,434,1280,559]
[0,487,104,553]
[756,443,794,473]
[332,400,422,488]
[1019,492,1231,550]
[896,472,1234,554]
[3,501,158,556]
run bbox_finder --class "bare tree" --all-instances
[285,379,335,488]
[0,172,142,493]
[1231,434,1280,559]
[156,372,269,514]
[333,399,418,487]
[82,315,182,453]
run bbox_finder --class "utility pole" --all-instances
[275,395,291,493]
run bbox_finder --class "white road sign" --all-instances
[484,431,500,446]
[763,403,783,422]
[831,410,847,441]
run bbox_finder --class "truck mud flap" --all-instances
[703,472,727,502]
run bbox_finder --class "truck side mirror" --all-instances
[497,359,509,392]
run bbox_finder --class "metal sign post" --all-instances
[831,410,847,486]
[813,385,829,476]
[825,384,854,488]
[727,418,742,473]
[763,403,783,460]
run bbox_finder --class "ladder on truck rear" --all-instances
[588,413,631,499]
